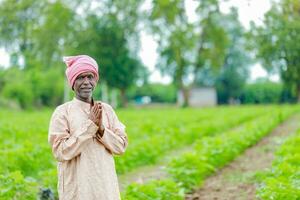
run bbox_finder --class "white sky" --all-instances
[0,0,279,83]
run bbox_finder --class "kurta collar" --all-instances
[73,97,93,109]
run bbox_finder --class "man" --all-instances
[48,55,128,200]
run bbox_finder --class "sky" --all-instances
[0,0,279,83]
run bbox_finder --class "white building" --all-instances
[177,87,217,107]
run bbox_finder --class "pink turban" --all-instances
[63,55,99,88]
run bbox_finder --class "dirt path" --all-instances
[185,114,300,200]
[118,146,192,191]
[119,117,254,191]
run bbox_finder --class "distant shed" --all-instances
[177,87,217,107]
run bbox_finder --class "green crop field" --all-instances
[256,128,300,199]
[0,105,299,200]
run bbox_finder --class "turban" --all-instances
[63,55,99,88]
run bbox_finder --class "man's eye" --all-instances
[78,76,84,80]
[88,75,94,79]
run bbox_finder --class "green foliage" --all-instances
[74,14,143,91]
[0,109,56,199]
[68,0,146,107]
[257,129,300,199]
[195,0,229,71]
[194,8,250,104]
[150,0,196,106]
[241,81,283,104]
[214,8,251,104]
[1,67,34,108]
[0,0,146,108]
[127,83,177,103]
[123,179,184,200]
[33,0,76,66]
[250,0,300,100]
[0,0,76,108]
[0,0,75,68]
[0,0,44,55]
[0,67,64,108]
[0,171,38,200]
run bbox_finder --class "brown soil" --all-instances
[118,146,192,191]
[185,114,300,200]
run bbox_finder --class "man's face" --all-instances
[73,72,97,102]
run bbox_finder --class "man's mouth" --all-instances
[81,88,92,92]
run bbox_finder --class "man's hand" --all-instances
[89,102,105,138]
[97,102,105,137]
[89,102,102,127]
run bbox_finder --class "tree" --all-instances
[194,7,250,104]
[0,0,145,108]
[149,0,196,107]
[150,0,230,106]
[73,13,145,107]
[32,0,76,69]
[215,8,251,104]
[194,0,229,83]
[0,0,45,67]
[240,81,283,104]
[250,0,300,101]
[0,0,79,107]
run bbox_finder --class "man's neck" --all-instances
[75,96,92,104]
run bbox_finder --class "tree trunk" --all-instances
[179,76,189,107]
[120,88,127,107]
[182,87,189,107]
[176,74,190,107]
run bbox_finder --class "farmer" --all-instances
[48,55,128,200]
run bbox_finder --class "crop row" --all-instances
[115,106,274,174]
[256,127,300,199]
[122,106,297,200]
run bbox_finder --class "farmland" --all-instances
[0,105,299,199]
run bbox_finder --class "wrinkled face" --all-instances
[73,72,97,102]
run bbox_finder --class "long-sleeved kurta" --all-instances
[48,97,128,200]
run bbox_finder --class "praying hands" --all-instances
[89,102,105,137]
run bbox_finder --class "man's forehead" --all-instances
[79,72,94,76]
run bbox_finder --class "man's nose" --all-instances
[83,77,90,84]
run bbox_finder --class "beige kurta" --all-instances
[48,97,128,200]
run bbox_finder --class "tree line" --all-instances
[0,0,299,108]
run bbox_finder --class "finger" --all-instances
[98,108,103,119]
[95,103,101,112]
[95,103,101,113]
[92,104,97,113]
[95,108,100,117]
[96,133,102,140]
[98,112,102,123]
[96,103,101,112]
[98,103,102,110]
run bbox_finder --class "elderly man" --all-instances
[48,55,128,200]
